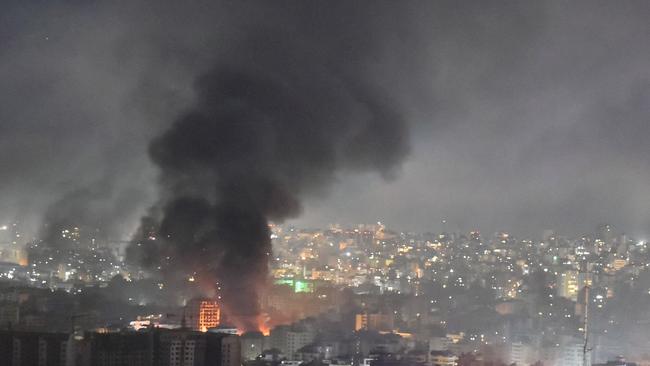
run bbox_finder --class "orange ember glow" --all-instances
[258,320,270,336]
[257,312,272,335]
[229,314,271,336]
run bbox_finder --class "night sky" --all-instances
[2,1,650,239]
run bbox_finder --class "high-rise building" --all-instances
[559,341,589,366]
[509,341,536,365]
[428,337,450,352]
[429,350,458,366]
[0,330,69,366]
[89,330,154,366]
[0,302,19,328]
[270,325,315,360]
[87,328,240,366]
[557,270,579,301]
[240,331,266,361]
[159,329,207,366]
[206,333,241,366]
[558,270,593,302]
[186,299,221,332]
[428,337,456,366]
[354,313,394,332]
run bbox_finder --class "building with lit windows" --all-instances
[87,328,240,366]
[355,313,394,332]
[429,350,458,366]
[187,299,220,332]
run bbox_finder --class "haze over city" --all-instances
[1,1,650,366]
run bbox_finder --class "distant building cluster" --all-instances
[1,221,650,365]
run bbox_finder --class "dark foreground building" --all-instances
[0,328,240,366]
[0,330,70,366]
[88,328,240,366]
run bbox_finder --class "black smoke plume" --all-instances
[128,30,410,330]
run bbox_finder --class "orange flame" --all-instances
[258,320,271,336]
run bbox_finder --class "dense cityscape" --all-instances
[4,1,650,366]
[1,221,649,365]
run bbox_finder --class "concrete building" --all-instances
[355,313,394,332]
[0,302,19,328]
[0,330,69,366]
[240,331,266,361]
[186,299,221,332]
[428,337,450,352]
[87,328,240,366]
[429,350,458,366]
[558,270,579,301]
[159,330,207,366]
[559,341,590,366]
[509,341,536,366]
[206,333,241,366]
[270,325,315,360]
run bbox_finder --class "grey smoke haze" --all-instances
[1,0,650,247]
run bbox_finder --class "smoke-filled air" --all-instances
[4,2,650,365]
[127,32,409,330]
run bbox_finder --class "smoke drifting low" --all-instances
[128,32,409,329]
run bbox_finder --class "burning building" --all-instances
[127,4,409,335]
[187,298,221,332]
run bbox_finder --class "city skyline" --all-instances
[2,1,650,366]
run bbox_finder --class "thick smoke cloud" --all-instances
[3,1,650,252]
[2,1,649,355]
[128,29,409,328]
